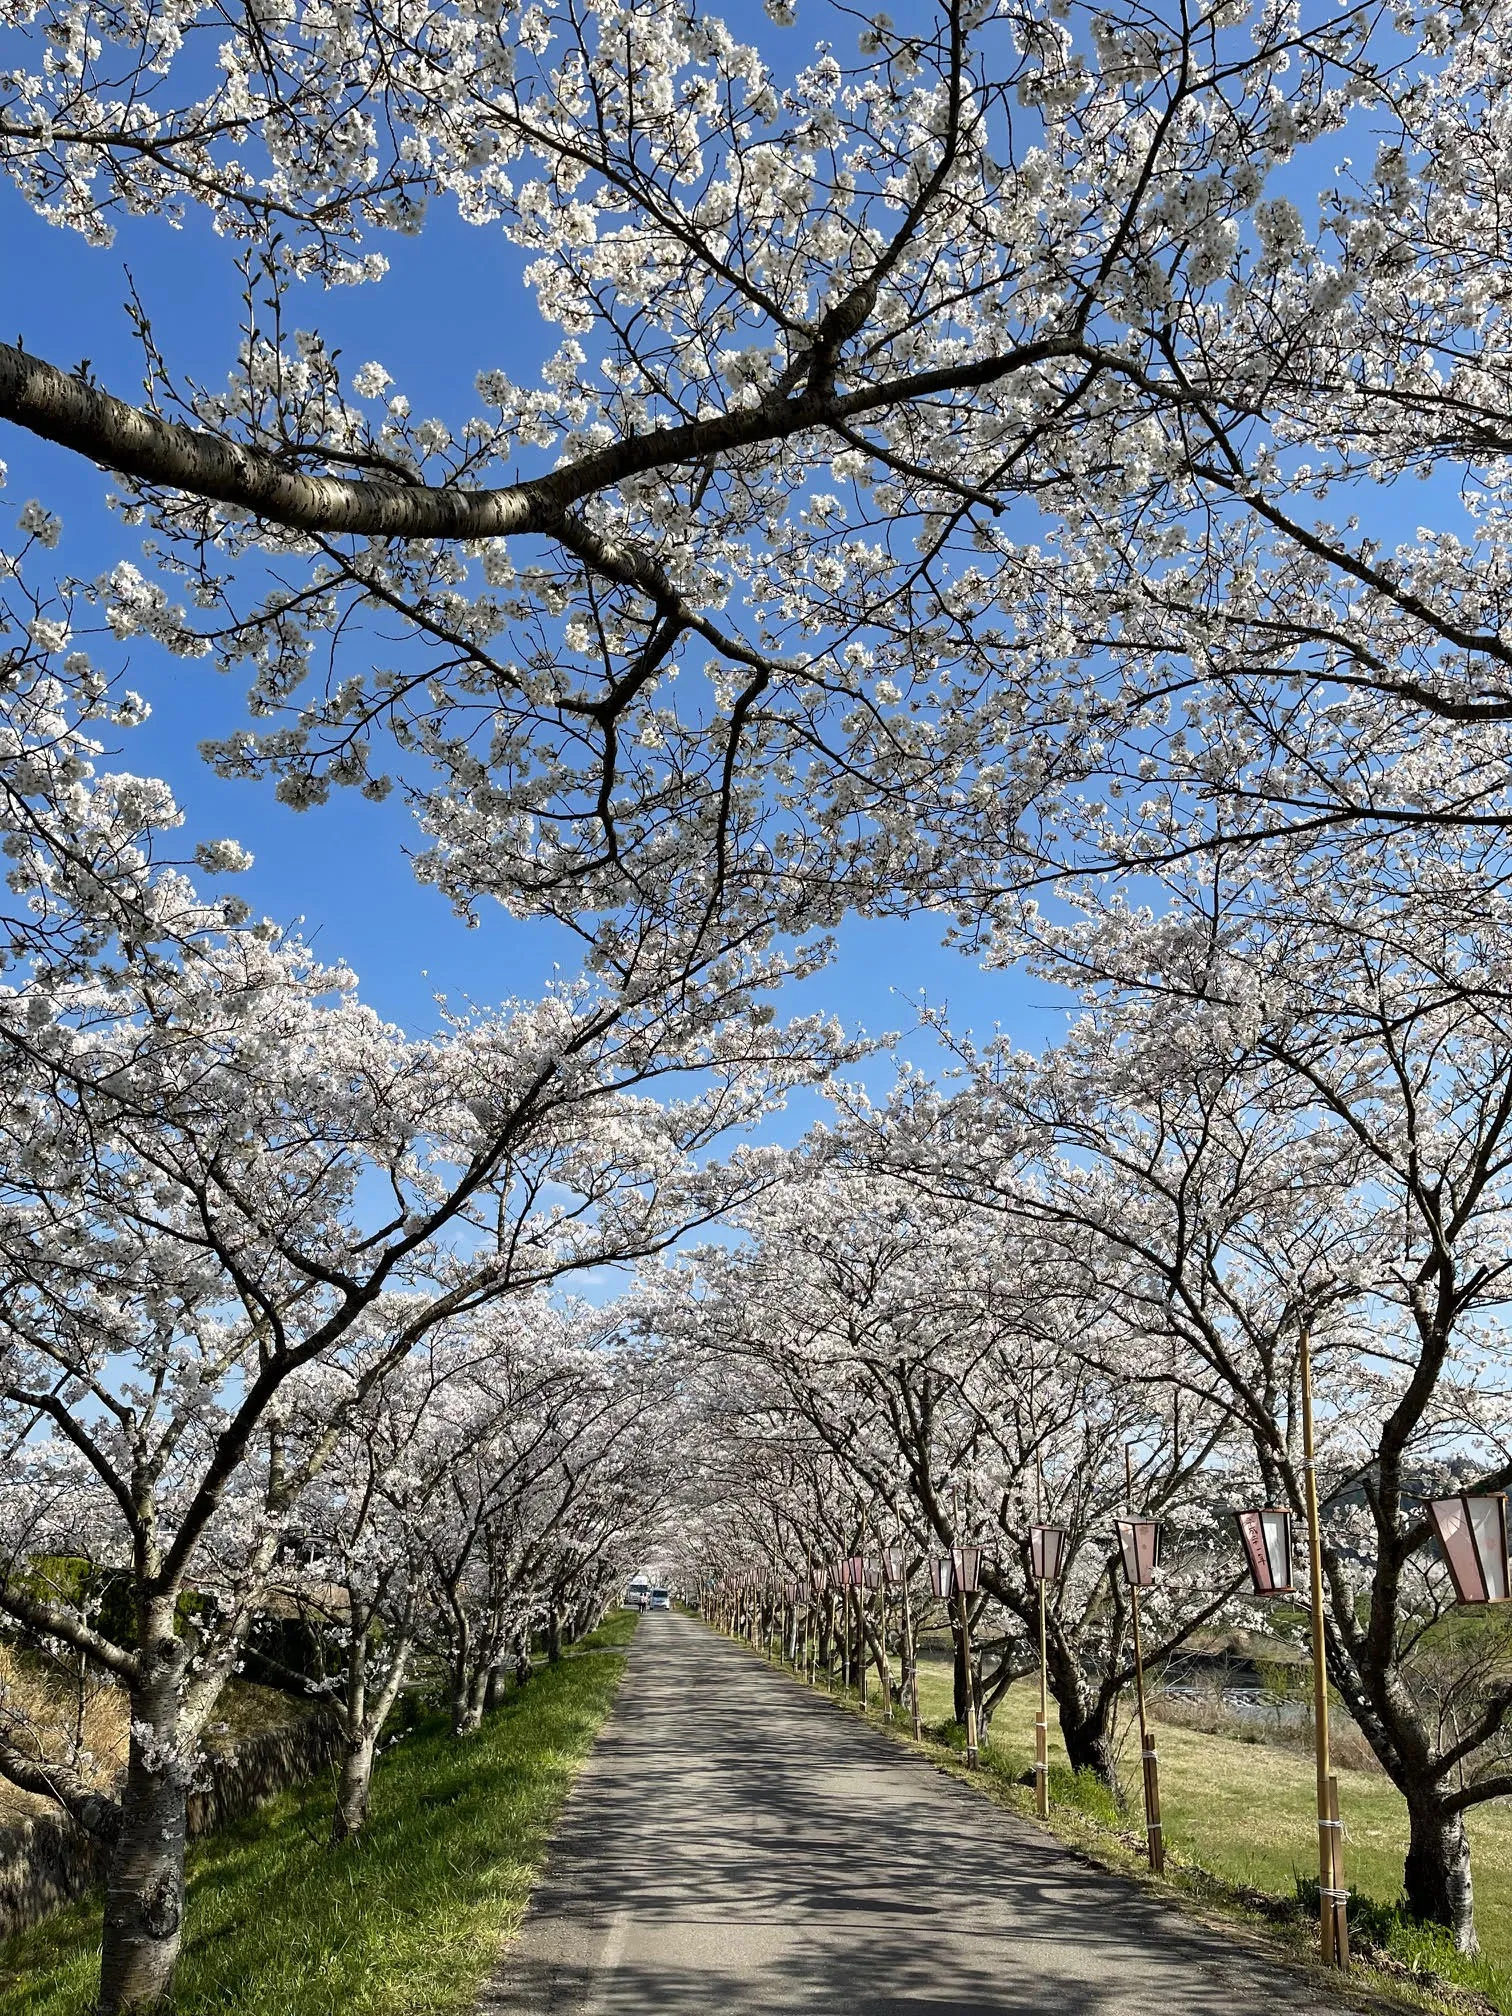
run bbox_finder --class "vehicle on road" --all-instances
[650,1589,670,1610]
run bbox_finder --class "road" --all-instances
[481,1609,1358,2015]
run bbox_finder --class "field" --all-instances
[0,1614,634,2016]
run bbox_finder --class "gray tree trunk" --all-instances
[1060,1705,1120,1793]
[1405,1794,1477,1951]
[332,1734,377,1842]
[98,1620,191,2015]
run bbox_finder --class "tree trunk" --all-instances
[451,1662,482,1735]
[1405,1794,1477,1952]
[900,1620,919,1732]
[1060,1704,1120,1792]
[453,1660,488,1735]
[547,1608,563,1663]
[98,1627,190,2015]
[332,1734,377,1843]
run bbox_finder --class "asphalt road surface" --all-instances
[481,1609,1356,2015]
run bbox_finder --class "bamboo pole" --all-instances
[1035,1458,1049,1817]
[1126,1446,1163,1874]
[1036,1577,1050,1817]
[858,1511,869,1710]
[958,1579,979,1765]
[803,1547,813,1683]
[901,1546,922,1738]
[879,1561,892,1720]
[1301,1323,1348,1969]
[953,1486,979,1766]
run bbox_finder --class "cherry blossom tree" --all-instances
[666,1160,1237,1778]
[863,829,1512,1948]
[3,0,1512,937]
[416,1301,673,1735]
[269,1348,454,1842]
[0,606,847,2012]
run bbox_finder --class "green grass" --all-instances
[820,1649,1512,2013]
[0,1614,635,2016]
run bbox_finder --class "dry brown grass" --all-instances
[0,1646,128,1825]
[1150,1684,1384,1773]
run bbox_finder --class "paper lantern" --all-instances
[952,1543,983,1594]
[1429,1494,1511,1605]
[1030,1524,1067,1583]
[1116,1518,1163,1589]
[1234,1506,1294,1596]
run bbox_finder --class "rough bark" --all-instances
[97,1623,191,2015]
[1404,1794,1477,1952]
[0,334,1090,544]
[451,1664,488,1736]
[1060,1704,1120,1791]
[547,1608,563,1664]
[332,1735,377,1844]
[0,1738,121,1846]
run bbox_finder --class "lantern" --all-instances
[833,1559,849,1588]
[1116,1518,1164,1590]
[1234,1506,1294,1595]
[1429,1494,1511,1605]
[847,1553,866,1589]
[952,1544,983,1594]
[881,1546,905,1587]
[929,1555,955,1599]
[811,1564,827,1591]
[864,1559,882,1591]
[1030,1524,1067,1583]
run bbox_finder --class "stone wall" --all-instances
[0,1711,340,1942]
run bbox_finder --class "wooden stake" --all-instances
[1329,1773,1349,1967]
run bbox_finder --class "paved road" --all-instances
[482,1611,1357,2015]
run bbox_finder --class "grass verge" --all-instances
[0,1612,635,2016]
[754,1638,1510,2016]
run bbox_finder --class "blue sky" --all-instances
[0,183,1069,1130]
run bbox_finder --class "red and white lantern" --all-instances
[951,1544,983,1595]
[1234,1506,1295,1596]
[1116,1518,1163,1589]
[1429,1494,1511,1605]
[1030,1524,1067,1584]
